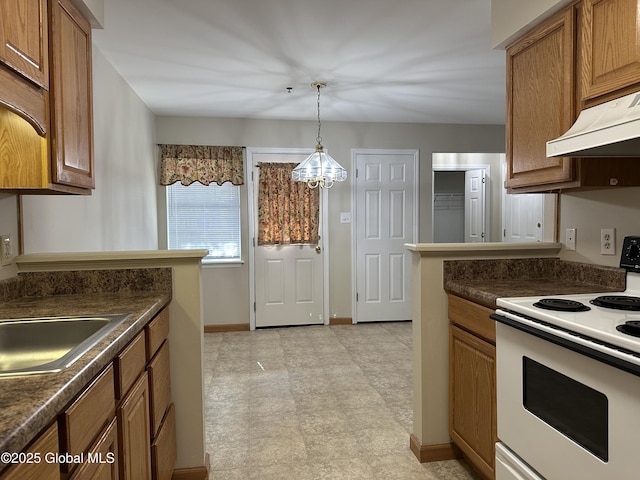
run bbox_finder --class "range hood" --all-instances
[547,90,640,157]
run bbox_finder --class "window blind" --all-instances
[166,182,241,261]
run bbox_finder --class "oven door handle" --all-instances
[492,310,640,377]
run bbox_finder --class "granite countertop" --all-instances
[444,258,627,309]
[0,269,172,464]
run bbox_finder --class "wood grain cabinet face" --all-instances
[449,324,497,480]
[118,371,152,480]
[448,295,497,480]
[69,417,119,480]
[60,364,116,464]
[506,8,576,191]
[151,403,176,480]
[115,332,147,401]
[0,0,49,89]
[148,340,171,439]
[0,423,59,480]
[48,0,94,189]
[581,0,640,101]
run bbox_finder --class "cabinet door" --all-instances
[118,372,152,480]
[449,324,496,480]
[148,340,171,439]
[581,0,640,101]
[0,423,58,480]
[48,0,94,189]
[0,0,48,88]
[506,8,576,190]
[69,417,119,480]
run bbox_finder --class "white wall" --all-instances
[20,46,158,253]
[558,188,640,265]
[155,116,506,324]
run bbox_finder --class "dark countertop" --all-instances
[0,269,172,465]
[443,258,626,309]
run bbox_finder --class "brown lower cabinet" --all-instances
[118,372,152,480]
[0,422,59,480]
[448,294,497,480]
[0,306,175,480]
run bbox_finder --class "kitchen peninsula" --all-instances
[0,250,208,479]
[406,241,562,464]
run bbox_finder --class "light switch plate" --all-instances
[340,212,351,224]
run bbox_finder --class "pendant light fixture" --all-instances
[292,82,347,188]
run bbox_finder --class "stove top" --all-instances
[497,237,640,353]
[497,263,640,355]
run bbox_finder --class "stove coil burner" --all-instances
[616,320,640,337]
[590,295,640,311]
[532,298,591,312]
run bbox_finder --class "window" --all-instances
[166,182,241,262]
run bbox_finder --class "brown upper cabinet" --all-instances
[0,0,49,89]
[506,8,576,191]
[0,0,94,194]
[581,0,640,103]
[505,0,640,193]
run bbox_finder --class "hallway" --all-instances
[204,322,480,479]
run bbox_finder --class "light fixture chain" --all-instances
[316,83,322,145]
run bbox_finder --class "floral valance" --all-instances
[159,144,244,186]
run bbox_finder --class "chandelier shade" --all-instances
[292,82,347,189]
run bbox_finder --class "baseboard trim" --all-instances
[329,317,353,325]
[204,323,250,333]
[171,453,210,480]
[409,434,462,463]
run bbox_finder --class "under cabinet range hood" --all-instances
[547,90,640,157]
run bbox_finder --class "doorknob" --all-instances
[315,245,321,253]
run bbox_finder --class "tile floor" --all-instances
[204,321,481,480]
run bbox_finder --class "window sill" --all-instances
[202,259,245,268]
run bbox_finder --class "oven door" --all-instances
[495,443,543,480]
[496,319,640,480]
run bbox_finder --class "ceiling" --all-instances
[92,0,506,125]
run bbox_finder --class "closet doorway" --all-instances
[432,166,488,243]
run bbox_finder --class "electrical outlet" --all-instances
[0,235,13,266]
[601,228,616,255]
[565,228,576,251]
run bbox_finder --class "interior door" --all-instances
[503,193,543,242]
[354,149,417,322]
[464,168,486,243]
[252,152,324,328]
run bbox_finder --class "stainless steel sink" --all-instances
[0,314,131,377]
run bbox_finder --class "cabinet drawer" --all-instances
[114,331,146,400]
[60,364,115,459]
[145,307,169,361]
[0,422,59,480]
[151,403,176,480]
[69,417,119,480]
[448,294,496,344]
[148,340,171,438]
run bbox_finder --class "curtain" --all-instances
[159,144,244,186]
[257,162,320,246]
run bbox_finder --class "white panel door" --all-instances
[503,193,543,242]
[354,150,417,322]
[252,152,324,328]
[464,168,486,243]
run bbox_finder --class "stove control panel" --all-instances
[620,236,640,270]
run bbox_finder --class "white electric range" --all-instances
[492,236,640,480]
